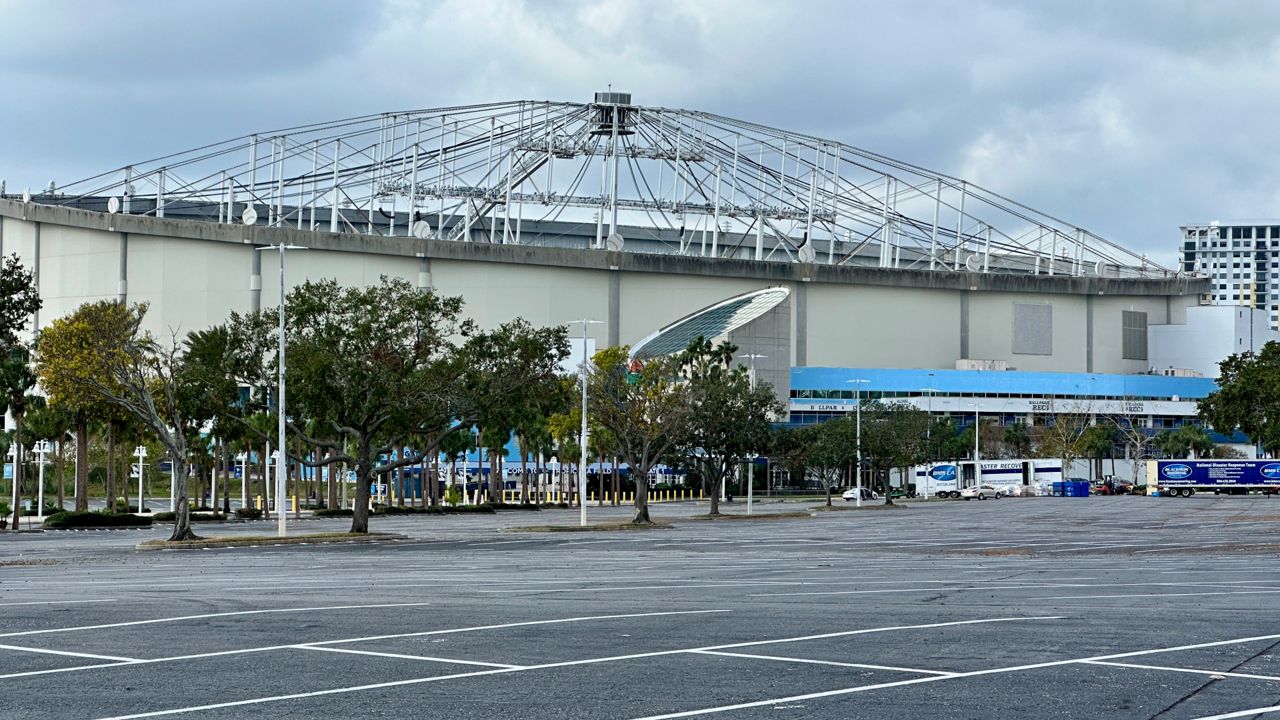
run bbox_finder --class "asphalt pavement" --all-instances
[2,494,1280,719]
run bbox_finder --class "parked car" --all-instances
[842,487,879,502]
[960,484,1002,500]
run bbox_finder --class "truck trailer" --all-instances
[1147,459,1280,497]
[914,459,1063,499]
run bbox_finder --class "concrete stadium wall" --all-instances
[0,200,1207,379]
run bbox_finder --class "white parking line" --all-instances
[1191,705,1280,720]
[1083,660,1280,682]
[0,599,118,607]
[0,602,433,639]
[1043,590,1280,600]
[691,650,957,676]
[0,643,139,662]
[297,646,523,669]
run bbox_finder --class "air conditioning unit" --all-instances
[955,359,1008,371]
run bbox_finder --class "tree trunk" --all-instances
[105,422,117,512]
[327,451,338,510]
[11,411,24,529]
[168,459,200,541]
[612,457,620,506]
[74,421,88,512]
[261,441,270,519]
[632,467,651,524]
[520,447,529,505]
[884,467,895,505]
[350,454,373,534]
[56,439,65,510]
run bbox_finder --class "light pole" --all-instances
[133,445,147,513]
[7,444,17,528]
[236,452,247,511]
[34,440,50,520]
[258,241,305,538]
[847,378,870,508]
[739,353,767,516]
[569,318,602,527]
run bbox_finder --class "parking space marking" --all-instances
[1042,590,1280,600]
[84,616,1056,720]
[625,630,1280,720]
[1082,660,1280,682]
[691,650,958,676]
[0,599,118,607]
[0,602,433,639]
[0,643,140,662]
[1192,705,1280,720]
[296,646,524,669]
[0,609,731,682]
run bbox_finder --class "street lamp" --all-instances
[568,318,602,527]
[846,378,870,508]
[236,452,248,511]
[34,440,50,520]
[133,445,148,513]
[739,353,767,516]
[258,242,305,538]
[7,443,17,528]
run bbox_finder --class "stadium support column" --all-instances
[608,270,620,347]
[250,244,262,313]
[31,222,39,333]
[117,233,128,304]
[794,281,808,367]
[1086,295,1094,373]
[959,290,970,360]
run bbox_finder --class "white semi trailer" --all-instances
[913,459,1064,499]
[1148,459,1280,497]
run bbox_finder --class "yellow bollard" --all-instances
[255,495,261,510]
[291,495,297,513]
[700,489,705,499]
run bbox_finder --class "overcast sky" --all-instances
[2,0,1278,265]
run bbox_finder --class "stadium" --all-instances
[0,91,1222,466]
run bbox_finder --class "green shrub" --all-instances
[234,508,264,520]
[314,508,354,517]
[151,511,225,522]
[444,485,462,506]
[43,511,153,529]
[378,505,426,515]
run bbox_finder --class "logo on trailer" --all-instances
[1162,464,1193,480]
[1261,464,1280,480]
[929,465,957,482]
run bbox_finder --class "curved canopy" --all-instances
[630,287,790,359]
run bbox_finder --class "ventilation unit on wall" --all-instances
[955,359,1009,371]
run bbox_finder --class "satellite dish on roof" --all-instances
[797,241,816,264]
[1093,260,1106,276]
[411,220,432,239]
[21,188,30,203]
[241,207,258,226]
[965,254,982,272]
[107,196,120,214]
[606,232,624,251]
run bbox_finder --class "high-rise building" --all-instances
[1181,220,1280,328]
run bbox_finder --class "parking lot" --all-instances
[3,495,1280,719]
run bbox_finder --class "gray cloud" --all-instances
[2,0,1278,264]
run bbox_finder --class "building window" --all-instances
[1013,303,1052,355]
[1122,310,1148,361]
